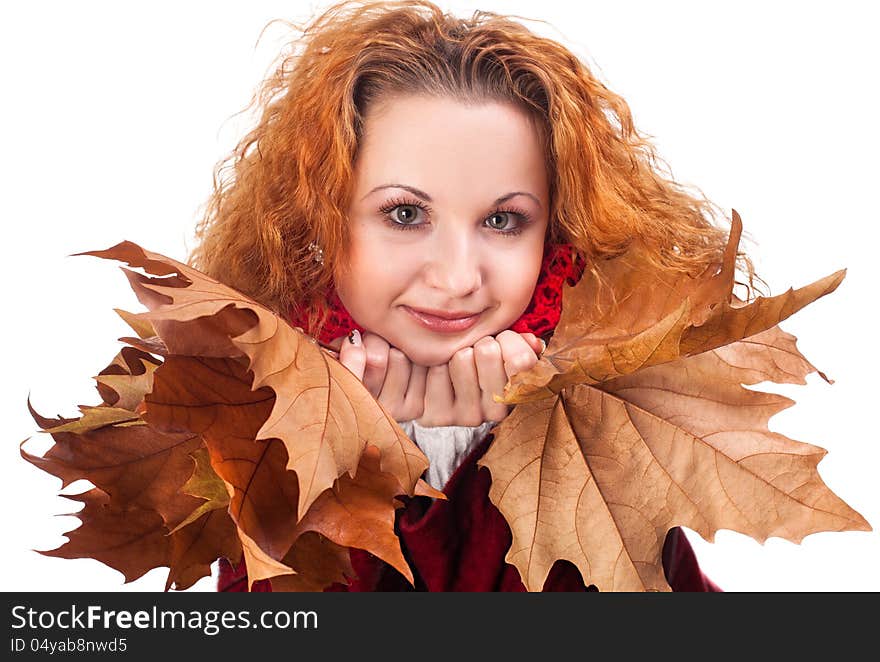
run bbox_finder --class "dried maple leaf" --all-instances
[113,307,157,340]
[34,473,235,591]
[272,532,355,592]
[145,354,301,562]
[42,488,173,584]
[94,345,159,411]
[167,507,240,591]
[504,212,844,402]
[169,447,231,534]
[236,527,297,588]
[25,241,445,591]
[82,242,435,517]
[480,212,871,591]
[23,358,204,530]
[291,445,414,584]
[25,240,445,591]
[145,354,415,584]
[24,346,240,590]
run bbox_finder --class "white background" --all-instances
[1,1,877,592]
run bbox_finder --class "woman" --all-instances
[189,0,742,591]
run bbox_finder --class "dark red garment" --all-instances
[218,431,721,592]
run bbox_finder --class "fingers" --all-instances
[336,330,366,380]
[331,330,389,397]
[378,348,423,421]
[331,331,423,421]
[517,331,545,357]
[472,336,511,422]
[448,347,485,426]
[362,333,392,397]
[377,347,408,407]
[335,329,540,430]
[401,363,427,421]
[419,363,455,427]
[495,330,541,379]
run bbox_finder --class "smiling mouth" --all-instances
[402,306,483,333]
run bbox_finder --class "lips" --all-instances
[403,306,483,333]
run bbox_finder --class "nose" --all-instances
[423,225,482,298]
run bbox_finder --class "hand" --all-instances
[330,329,543,427]
[415,330,544,427]
[329,330,426,421]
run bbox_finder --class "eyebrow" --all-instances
[363,183,542,209]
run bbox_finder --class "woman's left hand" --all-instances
[416,330,544,427]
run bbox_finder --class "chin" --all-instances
[397,344,456,368]
[398,330,493,368]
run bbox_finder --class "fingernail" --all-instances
[539,338,547,355]
[348,329,361,345]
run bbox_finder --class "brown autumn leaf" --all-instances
[266,448,414,590]
[23,349,204,529]
[42,488,172,584]
[480,213,871,591]
[503,211,844,402]
[145,353,418,584]
[94,345,160,411]
[26,400,239,590]
[167,507,241,591]
[24,347,239,590]
[113,307,157,340]
[291,445,414,584]
[235,526,297,588]
[26,240,444,591]
[228,457,398,592]
[145,354,299,562]
[81,242,436,518]
[26,336,429,590]
[271,532,355,592]
[162,445,242,591]
[169,447,231,534]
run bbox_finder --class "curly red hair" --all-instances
[189,0,758,341]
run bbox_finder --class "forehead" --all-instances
[353,94,548,196]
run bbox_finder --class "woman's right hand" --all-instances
[329,330,427,422]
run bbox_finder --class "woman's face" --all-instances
[337,93,550,367]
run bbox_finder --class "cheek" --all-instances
[334,235,370,309]
[492,248,543,310]
[335,231,409,312]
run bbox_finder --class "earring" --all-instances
[308,241,324,265]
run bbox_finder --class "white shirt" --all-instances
[397,419,496,491]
